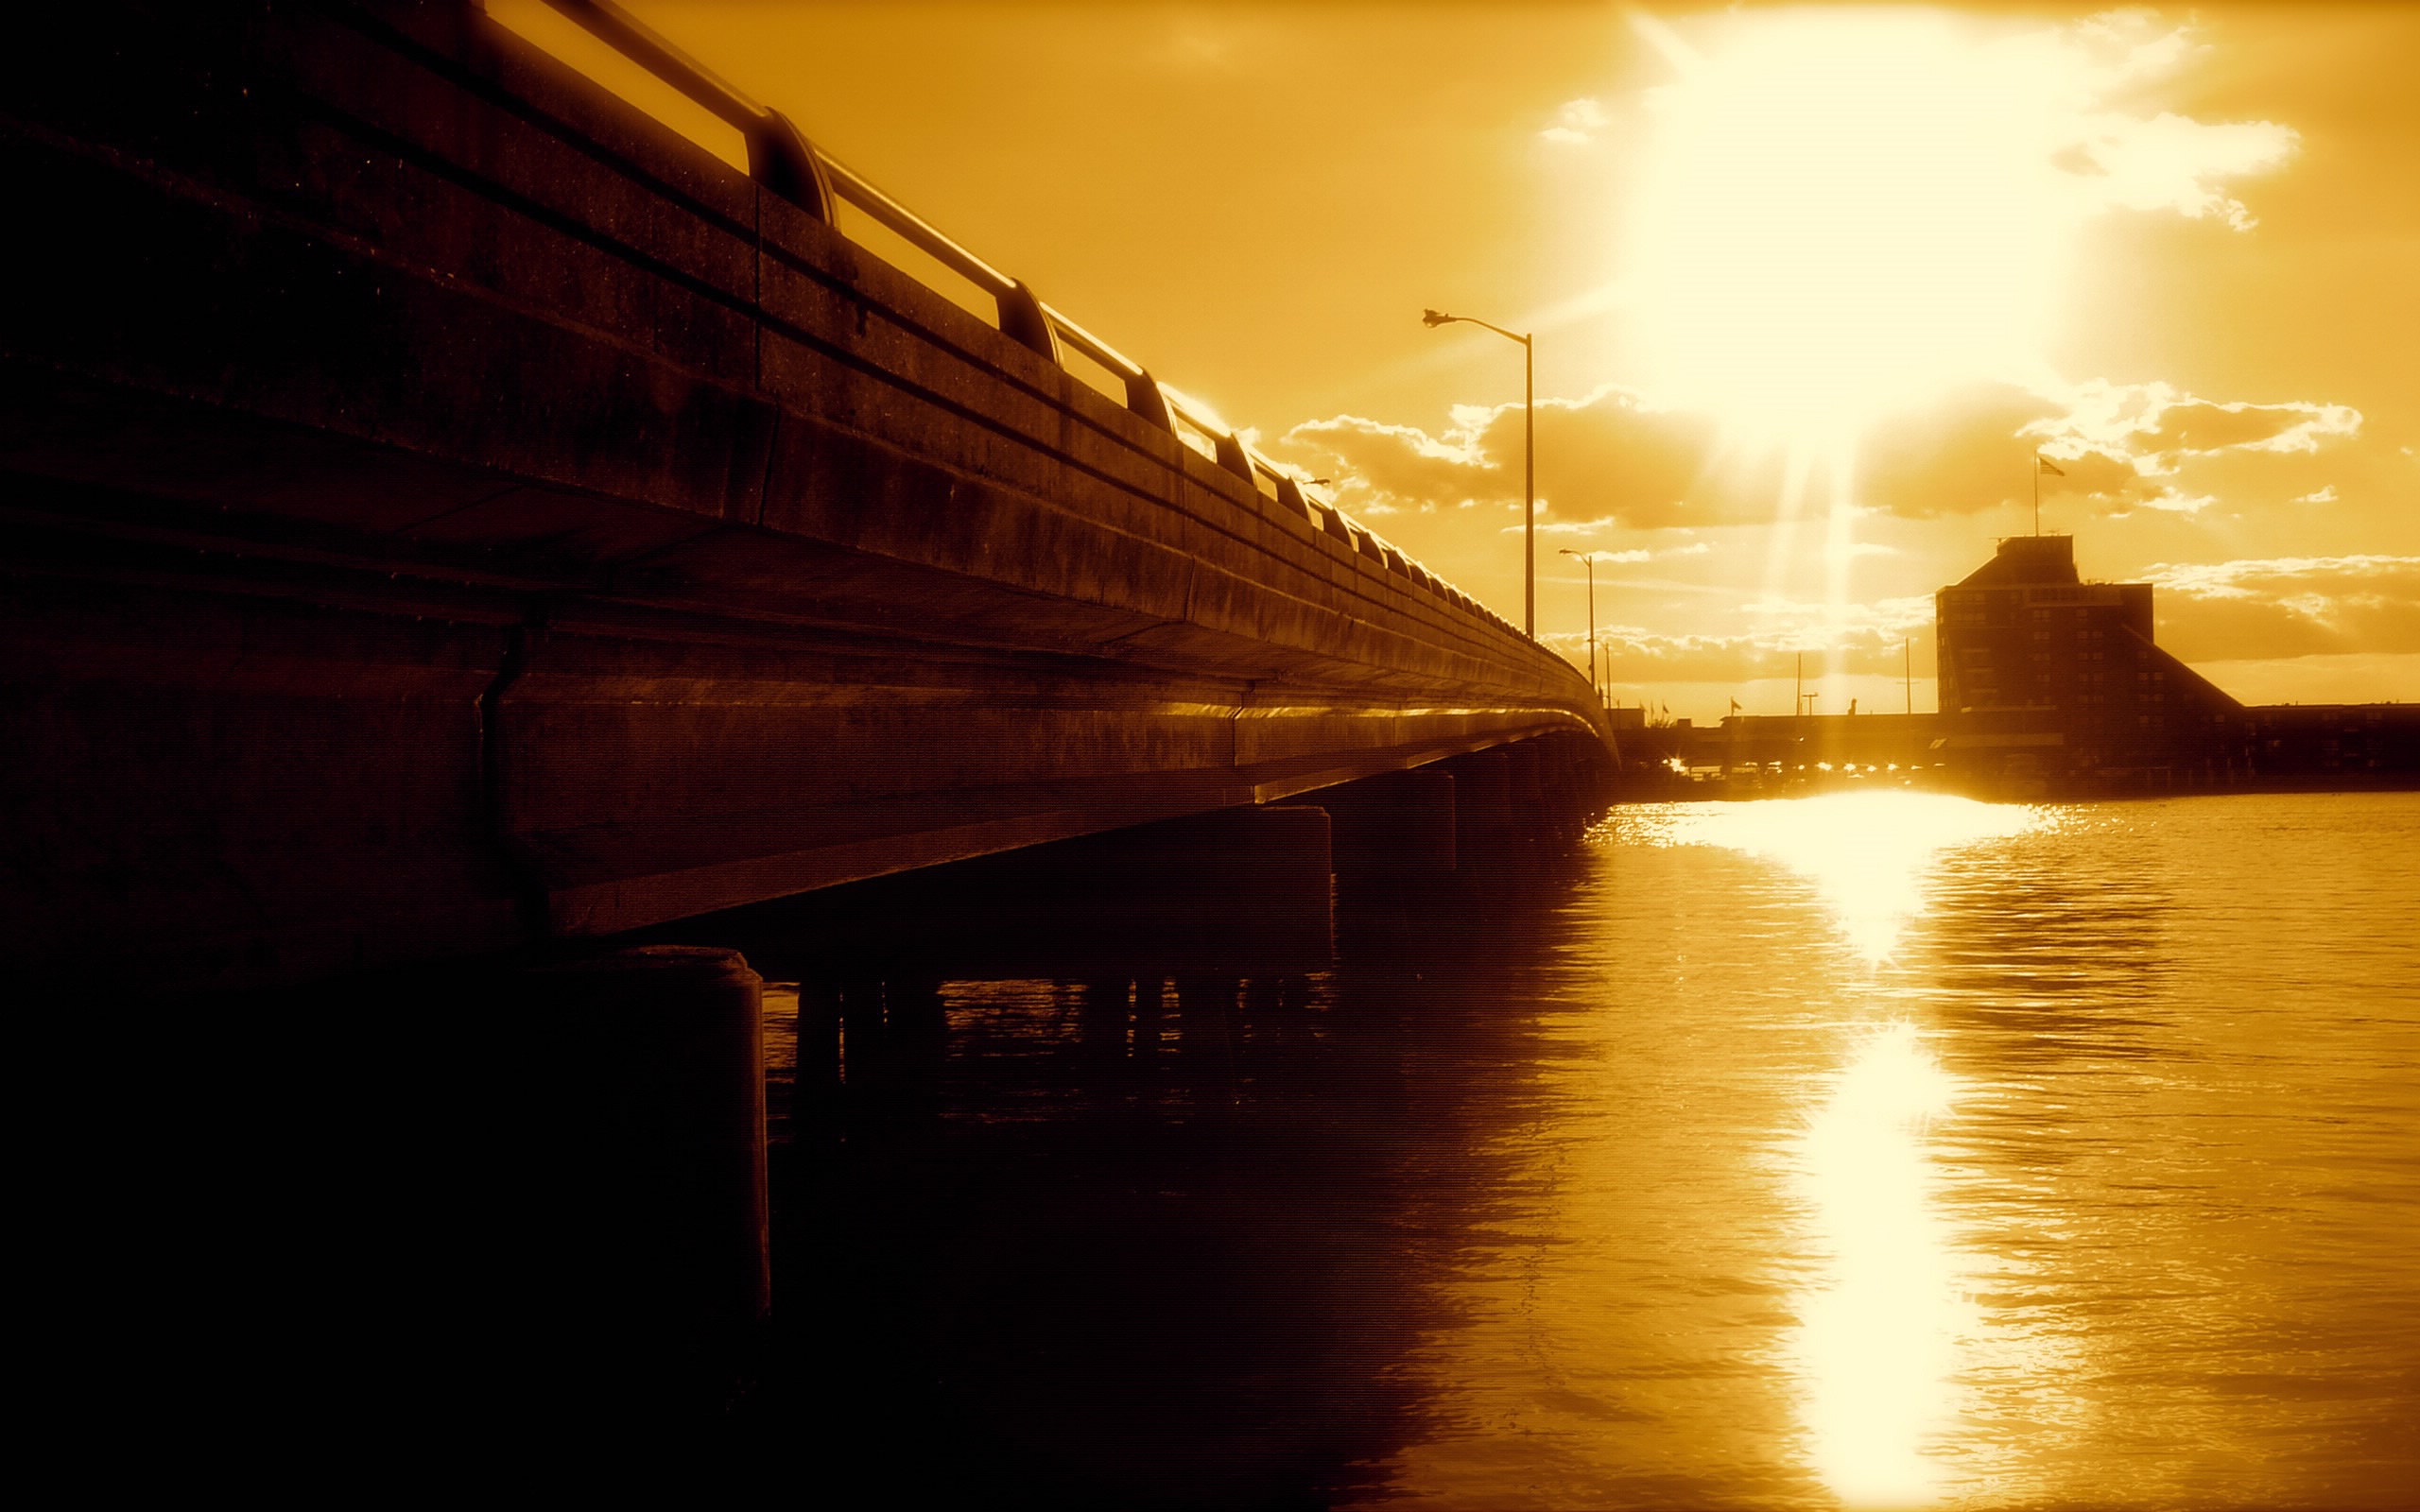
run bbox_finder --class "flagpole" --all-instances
[2032,452,2040,536]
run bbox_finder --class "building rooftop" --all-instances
[1953,534,2079,589]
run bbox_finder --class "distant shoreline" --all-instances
[1606,769,2420,805]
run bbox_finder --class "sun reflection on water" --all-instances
[1787,1022,1975,1508]
[1616,791,2055,1503]
[1630,791,2043,962]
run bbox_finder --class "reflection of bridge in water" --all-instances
[4,2,1611,993]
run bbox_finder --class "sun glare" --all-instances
[1624,11,2080,442]
[1664,791,2040,963]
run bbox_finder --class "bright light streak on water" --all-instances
[1634,790,2042,962]
[1659,793,2034,1503]
[1787,1022,1972,1507]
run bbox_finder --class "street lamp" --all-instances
[1423,308,1534,638]
[1559,548,1600,705]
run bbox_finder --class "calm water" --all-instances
[748,791,2420,1508]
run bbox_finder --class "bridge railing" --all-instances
[520,0,1515,642]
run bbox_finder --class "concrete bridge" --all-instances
[3,1,1613,992]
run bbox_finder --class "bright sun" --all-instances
[1623,11,2083,443]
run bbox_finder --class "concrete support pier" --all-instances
[1313,767,1459,897]
[1447,748,1515,868]
[1058,803,1336,971]
[752,801,1342,980]
[510,945,769,1416]
[1505,740,1545,815]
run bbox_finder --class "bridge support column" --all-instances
[1449,748,1513,868]
[1505,740,1546,816]
[1140,803,1334,965]
[1311,767,1458,899]
[793,978,842,1140]
[1539,736,1599,836]
[506,945,770,1417]
[982,803,1335,972]
[846,976,948,1119]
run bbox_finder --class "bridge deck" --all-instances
[2,4,1608,988]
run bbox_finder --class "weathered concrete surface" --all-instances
[0,5,1610,989]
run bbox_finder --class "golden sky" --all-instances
[501,2,2420,721]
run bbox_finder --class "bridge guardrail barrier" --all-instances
[523,0,1520,644]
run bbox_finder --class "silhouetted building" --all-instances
[1935,535,2248,784]
[1927,535,2420,791]
[1639,534,2415,798]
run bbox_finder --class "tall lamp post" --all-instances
[1559,548,1600,705]
[1423,308,1534,638]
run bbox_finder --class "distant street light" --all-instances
[1559,548,1601,705]
[1423,308,1534,638]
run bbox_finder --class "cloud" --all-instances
[2146,553,2420,599]
[1529,516,1627,539]
[1542,593,1937,685]
[1280,386,1729,530]
[2029,379,2363,460]
[2071,9,2198,83]
[2048,14,2301,231]
[2140,486,2219,515]
[1540,96,1609,145]
[2057,112,2299,232]
[1578,615,1934,684]
[2140,399,2363,455]
[2294,486,2339,506]
[1275,374,2364,547]
[2014,380,2364,516]
[1288,381,2090,529]
[1280,412,1493,507]
[1740,593,1936,647]
[2146,555,2420,662]
[1856,384,2069,516]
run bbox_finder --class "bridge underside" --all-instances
[2,5,1611,990]
[5,440,1597,988]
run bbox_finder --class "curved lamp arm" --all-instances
[1422,309,1530,347]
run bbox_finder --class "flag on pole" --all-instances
[1729,697,1741,715]
[2037,455,2066,477]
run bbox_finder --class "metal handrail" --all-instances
[533,0,832,218]
[513,0,1503,629]
[1046,304,1177,432]
[816,155,1061,364]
